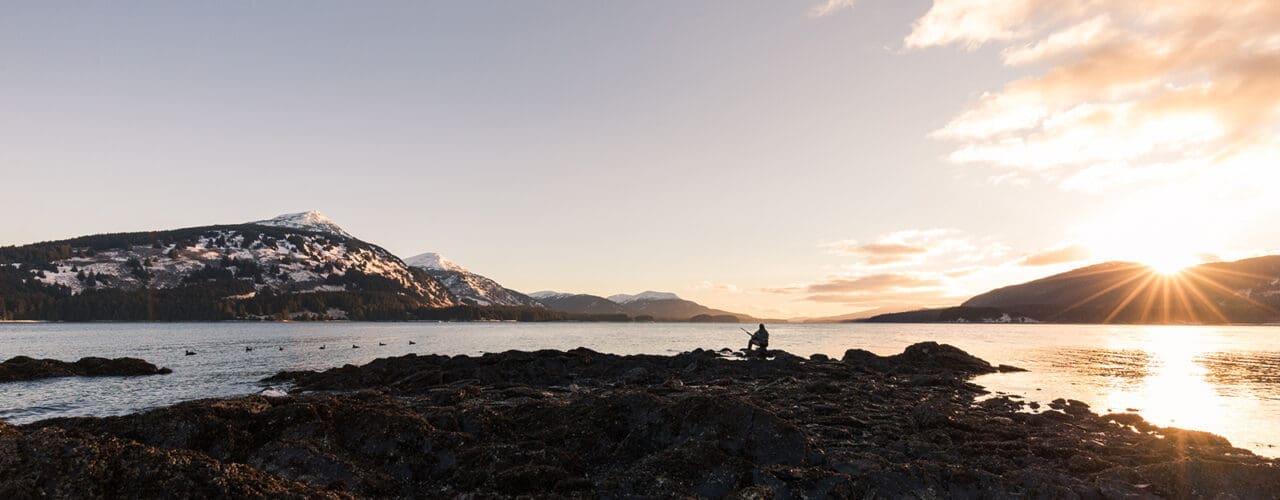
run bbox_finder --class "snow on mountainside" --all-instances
[405,253,541,308]
[8,213,457,320]
[530,291,571,300]
[607,291,681,303]
[31,228,448,304]
[404,253,465,273]
[252,210,353,238]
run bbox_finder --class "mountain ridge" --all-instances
[403,252,541,308]
[0,213,457,321]
[959,257,1280,323]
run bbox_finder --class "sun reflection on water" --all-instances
[1102,326,1241,434]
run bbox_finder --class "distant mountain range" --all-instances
[532,290,751,322]
[0,212,753,322]
[12,210,1269,324]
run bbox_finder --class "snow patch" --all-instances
[404,252,466,272]
[251,210,353,238]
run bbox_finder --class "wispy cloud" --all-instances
[809,0,857,18]
[823,240,929,265]
[909,1,1280,192]
[1020,244,1090,266]
[823,228,1007,267]
[806,273,942,294]
[695,281,741,294]
[775,228,1020,311]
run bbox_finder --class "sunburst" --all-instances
[1052,264,1279,324]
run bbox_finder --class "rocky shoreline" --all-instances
[0,356,172,383]
[3,342,1279,497]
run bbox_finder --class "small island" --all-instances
[0,356,172,384]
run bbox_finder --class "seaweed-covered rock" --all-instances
[0,421,344,498]
[12,342,1280,498]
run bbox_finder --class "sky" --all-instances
[2,1,1278,319]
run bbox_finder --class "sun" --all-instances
[1076,214,1208,277]
[1144,253,1197,276]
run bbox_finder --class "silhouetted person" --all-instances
[747,323,769,356]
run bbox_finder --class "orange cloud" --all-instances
[824,241,929,265]
[824,228,1007,267]
[911,0,1280,192]
[806,273,942,294]
[1021,244,1091,266]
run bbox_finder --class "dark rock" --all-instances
[9,343,1278,498]
[0,421,343,498]
[841,342,999,375]
[0,356,171,383]
[890,342,997,374]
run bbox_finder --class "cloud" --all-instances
[806,273,942,294]
[1020,244,1091,266]
[824,228,1007,267]
[809,0,857,18]
[804,289,963,307]
[695,281,741,294]
[909,1,1280,192]
[823,240,928,265]
[778,228,1022,311]
[763,272,941,295]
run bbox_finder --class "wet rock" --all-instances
[890,342,997,374]
[9,342,1279,498]
[841,342,999,375]
[0,422,342,498]
[0,356,171,383]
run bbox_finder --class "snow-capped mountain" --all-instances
[252,210,353,238]
[2,212,454,320]
[404,253,541,308]
[607,291,681,303]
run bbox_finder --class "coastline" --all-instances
[4,342,1278,497]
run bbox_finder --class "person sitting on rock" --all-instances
[747,323,769,356]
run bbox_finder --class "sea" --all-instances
[1,322,1277,457]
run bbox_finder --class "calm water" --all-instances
[1,322,1278,457]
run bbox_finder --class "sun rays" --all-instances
[1052,263,1280,324]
